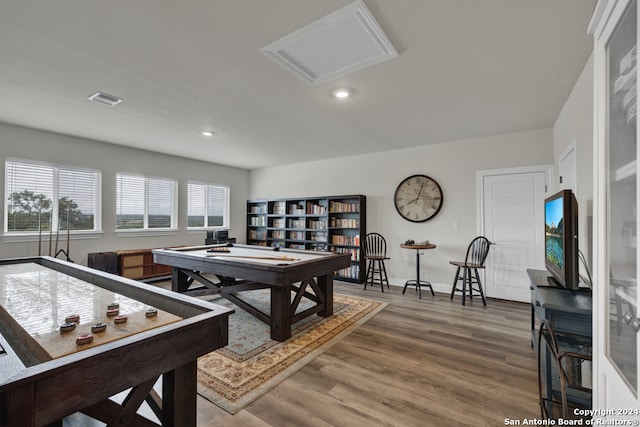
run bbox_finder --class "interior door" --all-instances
[592,0,640,414]
[479,167,548,302]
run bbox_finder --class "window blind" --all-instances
[187,182,228,228]
[116,174,176,230]
[5,160,99,233]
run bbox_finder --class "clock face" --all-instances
[394,174,443,222]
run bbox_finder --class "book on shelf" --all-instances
[329,201,360,213]
[306,202,327,215]
[308,220,327,229]
[288,219,305,228]
[330,218,359,228]
[331,234,360,246]
[288,231,305,240]
[250,216,266,226]
[270,230,285,239]
[310,231,327,242]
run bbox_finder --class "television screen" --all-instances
[545,197,565,272]
[544,190,579,290]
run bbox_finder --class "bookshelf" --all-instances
[246,195,366,283]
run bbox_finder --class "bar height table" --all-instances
[400,243,436,299]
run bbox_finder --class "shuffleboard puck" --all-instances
[107,302,119,310]
[59,322,76,332]
[106,308,120,317]
[91,323,107,333]
[114,315,128,324]
[65,314,80,323]
[76,334,94,345]
[145,308,158,317]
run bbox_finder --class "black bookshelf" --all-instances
[246,195,366,283]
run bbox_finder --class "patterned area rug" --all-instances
[197,290,387,414]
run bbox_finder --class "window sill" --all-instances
[2,231,104,243]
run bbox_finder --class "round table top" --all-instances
[400,243,436,250]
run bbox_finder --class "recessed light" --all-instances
[201,131,214,137]
[332,88,353,99]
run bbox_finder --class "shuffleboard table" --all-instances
[152,244,352,342]
[0,256,232,427]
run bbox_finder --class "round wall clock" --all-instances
[394,174,443,222]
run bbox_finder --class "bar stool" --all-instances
[363,233,390,292]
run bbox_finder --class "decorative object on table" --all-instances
[197,290,387,414]
[394,174,443,222]
[363,232,390,292]
[449,236,492,306]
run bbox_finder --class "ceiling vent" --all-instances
[88,92,123,106]
[261,0,398,85]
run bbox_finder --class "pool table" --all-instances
[152,244,351,342]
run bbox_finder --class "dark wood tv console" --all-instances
[527,268,592,416]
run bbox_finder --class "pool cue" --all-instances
[66,205,70,257]
[38,211,42,256]
[48,212,53,256]
[54,215,60,256]
[206,254,300,261]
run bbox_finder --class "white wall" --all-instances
[0,122,250,265]
[552,53,594,269]
[250,128,554,291]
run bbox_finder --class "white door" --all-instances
[559,141,577,193]
[478,166,549,302]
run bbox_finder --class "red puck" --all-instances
[65,314,80,323]
[76,334,94,345]
[114,315,128,324]
[106,308,120,317]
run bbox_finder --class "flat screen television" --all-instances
[544,189,579,290]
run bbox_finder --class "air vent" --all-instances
[88,92,123,106]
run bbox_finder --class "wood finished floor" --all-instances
[195,282,539,427]
[65,281,539,427]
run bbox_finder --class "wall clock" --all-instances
[394,174,443,222]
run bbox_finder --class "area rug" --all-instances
[197,290,387,414]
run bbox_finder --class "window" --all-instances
[187,182,229,228]
[5,159,101,234]
[116,173,177,231]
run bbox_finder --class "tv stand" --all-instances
[528,269,593,415]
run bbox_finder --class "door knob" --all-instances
[623,311,640,333]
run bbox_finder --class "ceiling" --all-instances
[0,0,596,170]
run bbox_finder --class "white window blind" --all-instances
[5,159,100,233]
[116,174,176,230]
[187,182,228,228]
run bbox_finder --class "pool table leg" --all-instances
[317,274,334,317]
[271,285,293,341]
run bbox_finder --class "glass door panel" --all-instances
[607,0,638,395]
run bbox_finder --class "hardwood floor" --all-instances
[195,282,540,427]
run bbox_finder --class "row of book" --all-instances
[329,201,360,213]
[330,218,359,228]
[330,234,360,246]
[334,265,360,280]
[307,202,327,215]
[249,216,266,226]
[248,230,266,240]
[331,247,360,262]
